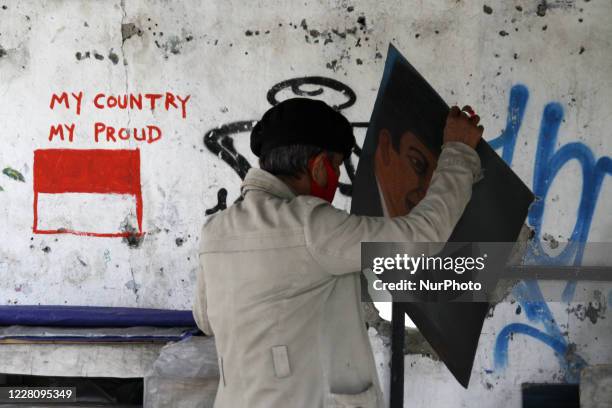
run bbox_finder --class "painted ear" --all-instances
[309,152,328,187]
[377,129,392,165]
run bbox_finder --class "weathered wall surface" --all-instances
[1,0,610,406]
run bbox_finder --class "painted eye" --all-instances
[409,155,427,175]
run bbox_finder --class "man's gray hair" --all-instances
[259,144,323,177]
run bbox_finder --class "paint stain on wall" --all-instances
[542,233,560,249]
[121,23,143,42]
[584,302,603,324]
[568,291,607,324]
[537,1,548,17]
[121,218,144,249]
[75,51,91,61]
[14,283,32,295]
[75,49,118,65]
[154,33,194,58]
[108,49,119,65]
[125,279,140,295]
[2,167,25,182]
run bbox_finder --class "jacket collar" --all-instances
[241,168,296,200]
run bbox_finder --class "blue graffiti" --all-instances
[495,281,587,382]
[488,84,529,165]
[495,324,568,368]
[490,84,611,382]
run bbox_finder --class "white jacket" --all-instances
[193,141,481,408]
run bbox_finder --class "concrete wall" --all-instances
[0,1,610,406]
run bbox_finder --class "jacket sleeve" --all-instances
[303,141,481,275]
[192,263,214,336]
[193,225,214,336]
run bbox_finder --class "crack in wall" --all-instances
[127,267,140,304]
[119,0,132,130]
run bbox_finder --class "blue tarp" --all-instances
[0,305,197,327]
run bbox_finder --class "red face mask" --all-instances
[308,155,340,203]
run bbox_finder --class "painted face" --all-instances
[374,129,438,217]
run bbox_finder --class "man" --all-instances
[193,97,483,408]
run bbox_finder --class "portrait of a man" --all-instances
[353,45,446,220]
[374,112,439,217]
[352,45,533,388]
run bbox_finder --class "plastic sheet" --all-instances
[0,325,198,343]
[0,305,196,327]
[144,335,219,408]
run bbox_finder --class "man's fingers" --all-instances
[461,105,474,114]
[445,104,484,148]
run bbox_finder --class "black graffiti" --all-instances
[203,77,366,215]
[205,188,228,215]
[266,76,357,110]
[204,121,254,179]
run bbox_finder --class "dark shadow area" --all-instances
[0,374,142,406]
[522,383,579,408]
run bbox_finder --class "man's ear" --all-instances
[309,152,328,187]
[377,129,392,165]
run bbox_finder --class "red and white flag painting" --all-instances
[33,149,143,237]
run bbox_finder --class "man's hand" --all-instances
[443,105,483,149]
